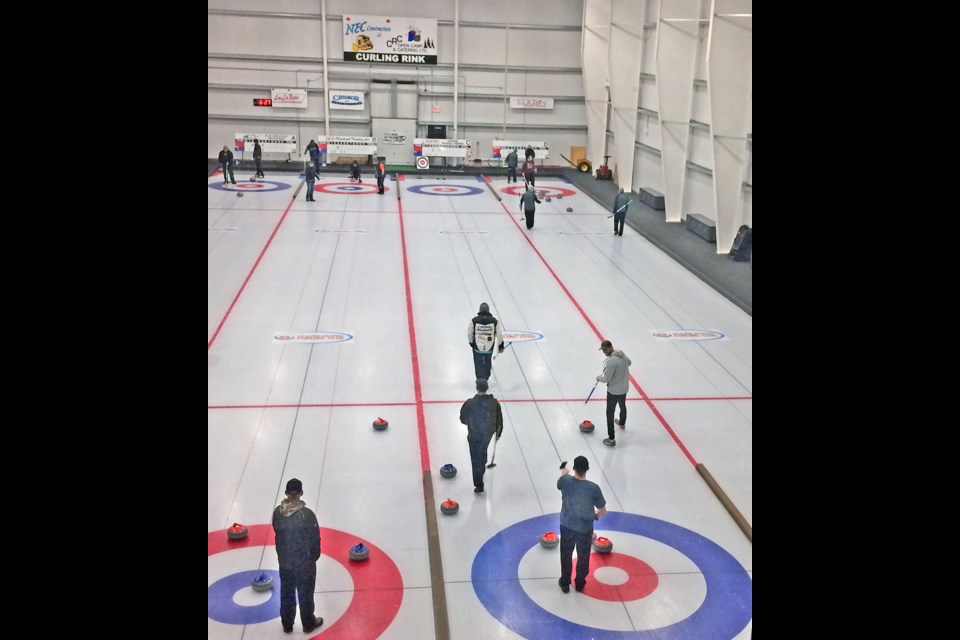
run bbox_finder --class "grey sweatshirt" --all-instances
[598,350,632,395]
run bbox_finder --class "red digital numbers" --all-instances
[252,98,273,107]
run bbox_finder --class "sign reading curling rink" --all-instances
[343,15,438,65]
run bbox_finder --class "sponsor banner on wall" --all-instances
[234,133,298,154]
[329,90,364,110]
[413,138,470,158]
[492,140,550,159]
[270,88,308,109]
[343,15,438,65]
[510,96,555,110]
[317,136,378,155]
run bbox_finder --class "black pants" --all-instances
[472,350,492,380]
[559,525,593,589]
[255,157,263,177]
[278,564,318,630]
[524,209,535,229]
[468,434,493,489]
[524,173,535,187]
[221,162,235,184]
[614,213,625,235]
[507,167,517,182]
[606,392,626,439]
[377,176,385,193]
[306,180,315,201]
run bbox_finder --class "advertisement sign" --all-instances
[233,133,298,154]
[413,138,470,158]
[270,88,308,109]
[329,90,364,111]
[509,97,555,110]
[317,136,378,155]
[343,15,438,65]
[491,140,550,160]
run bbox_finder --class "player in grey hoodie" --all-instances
[596,340,632,446]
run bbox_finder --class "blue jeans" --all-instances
[306,180,315,200]
[559,525,593,589]
[278,564,318,630]
[507,166,517,182]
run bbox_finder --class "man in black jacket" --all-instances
[459,378,504,493]
[218,145,236,185]
[467,302,504,381]
[272,478,324,634]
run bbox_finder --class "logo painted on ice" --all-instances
[502,330,544,342]
[650,330,725,341]
[272,331,355,344]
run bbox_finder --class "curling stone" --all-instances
[556,194,563,199]
[251,573,274,592]
[373,417,389,431]
[539,531,560,549]
[566,206,573,212]
[227,522,249,540]
[349,542,370,561]
[440,463,457,479]
[579,420,595,433]
[545,197,552,202]
[440,498,459,515]
[592,536,613,553]
[237,192,244,197]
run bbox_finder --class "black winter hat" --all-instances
[479,302,489,313]
[285,478,303,494]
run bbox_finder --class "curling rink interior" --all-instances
[208,169,752,639]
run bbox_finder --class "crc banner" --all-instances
[271,88,308,109]
[343,15,438,65]
[329,90,364,111]
[317,136,378,155]
[510,97,555,110]
[234,133,298,154]
[413,139,470,158]
[492,140,550,160]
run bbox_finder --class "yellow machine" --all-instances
[352,35,373,51]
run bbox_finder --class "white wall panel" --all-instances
[707,0,751,252]
[608,0,647,191]
[655,0,703,222]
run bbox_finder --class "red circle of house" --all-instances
[208,524,403,639]
[579,551,659,601]
[316,182,383,195]
[502,185,576,197]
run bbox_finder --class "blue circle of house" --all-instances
[207,569,281,624]
[209,180,291,192]
[471,511,752,639]
[408,184,484,196]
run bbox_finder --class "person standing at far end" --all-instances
[557,456,606,593]
[505,149,519,183]
[218,145,236,185]
[304,139,321,170]
[375,157,386,194]
[350,160,362,183]
[525,144,535,162]
[459,378,504,493]
[272,478,324,634]
[597,339,632,446]
[253,139,264,178]
[467,302,504,381]
[521,157,537,187]
[613,187,630,236]
[304,161,317,202]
